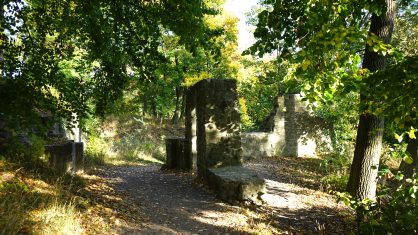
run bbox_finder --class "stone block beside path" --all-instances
[45,141,73,174]
[207,166,266,204]
[45,141,85,174]
[163,137,192,171]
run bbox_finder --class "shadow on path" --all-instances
[99,165,251,235]
[97,157,354,234]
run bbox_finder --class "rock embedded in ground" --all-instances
[207,166,266,204]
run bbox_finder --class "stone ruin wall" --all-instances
[164,80,330,202]
[192,79,243,179]
[241,94,330,159]
[179,79,265,203]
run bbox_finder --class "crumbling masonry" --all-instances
[165,79,265,203]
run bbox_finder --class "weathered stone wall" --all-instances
[243,94,329,158]
[45,141,73,174]
[180,79,265,203]
[241,132,282,159]
[185,87,197,171]
[194,79,243,179]
[163,137,191,171]
[74,142,84,173]
[45,141,85,174]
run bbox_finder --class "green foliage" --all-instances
[84,135,107,167]
[246,0,416,113]
[393,2,418,57]
[238,61,276,129]
[1,0,215,130]
[320,153,352,191]
[337,172,418,234]
[0,134,46,167]
[238,58,291,130]
[119,3,241,120]
[364,56,418,138]
[314,92,359,154]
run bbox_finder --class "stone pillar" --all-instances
[164,137,191,171]
[45,141,85,174]
[45,141,73,174]
[194,79,242,180]
[74,142,84,172]
[185,87,197,171]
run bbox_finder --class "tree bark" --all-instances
[142,95,148,117]
[347,0,395,200]
[172,86,181,125]
[347,114,384,199]
[399,133,418,178]
[151,97,157,118]
[179,87,186,121]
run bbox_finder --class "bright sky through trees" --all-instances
[223,0,257,52]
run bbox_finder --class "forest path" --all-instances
[96,158,353,234]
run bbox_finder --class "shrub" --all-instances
[337,172,418,234]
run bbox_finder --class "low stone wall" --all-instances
[241,132,319,159]
[241,132,282,160]
[163,137,192,171]
[45,141,84,174]
[242,94,330,158]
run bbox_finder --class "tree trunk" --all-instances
[347,0,395,200]
[399,133,418,178]
[151,97,157,118]
[179,87,186,122]
[347,114,384,199]
[142,95,148,117]
[172,86,181,125]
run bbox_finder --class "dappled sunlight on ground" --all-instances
[1,154,354,234]
[245,157,354,233]
[191,209,248,229]
[89,155,355,234]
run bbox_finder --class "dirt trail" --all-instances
[97,158,353,234]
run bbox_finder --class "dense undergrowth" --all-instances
[0,128,145,234]
[0,158,84,234]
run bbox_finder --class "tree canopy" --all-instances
[1,0,216,129]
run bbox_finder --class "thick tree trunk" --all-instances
[347,0,395,200]
[399,133,418,178]
[347,114,384,199]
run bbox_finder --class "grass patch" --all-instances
[0,160,84,235]
[0,158,141,235]
[30,200,83,235]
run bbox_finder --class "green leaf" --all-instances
[395,133,403,142]
[408,130,416,139]
[409,186,417,198]
[403,155,414,165]
[395,173,404,181]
